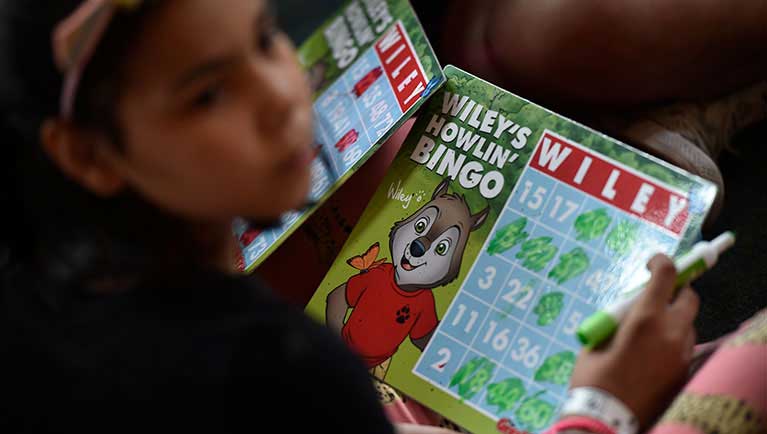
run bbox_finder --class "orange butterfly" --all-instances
[347,242,387,271]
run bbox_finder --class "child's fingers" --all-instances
[635,254,678,312]
[667,287,699,366]
[668,287,700,328]
[668,287,700,352]
[682,327,697,364]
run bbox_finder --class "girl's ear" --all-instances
[41,119,128,197]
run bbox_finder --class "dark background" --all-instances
[276,0,343,43]
[276,0,767,341]
[696,122,767,341]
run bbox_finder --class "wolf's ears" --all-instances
[471,207,490,232]
[432,178,450,200]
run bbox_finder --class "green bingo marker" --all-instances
[577,231,736,349]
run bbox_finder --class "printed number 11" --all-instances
[452,304,480,334]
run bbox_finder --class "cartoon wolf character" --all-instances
[326,179,489,375]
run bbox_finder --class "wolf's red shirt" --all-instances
[342,263,438,368]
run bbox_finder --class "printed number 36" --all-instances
[510,337,541,369]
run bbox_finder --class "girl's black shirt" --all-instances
[0,269,394,433]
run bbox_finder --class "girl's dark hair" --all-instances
[0,0,200,293]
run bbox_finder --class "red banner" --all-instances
[374,21,427,113]
[529,131,690,235]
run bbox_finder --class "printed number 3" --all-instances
[478,266,496,290]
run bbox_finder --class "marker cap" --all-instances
[577,311,619,348]
[710,231,735,255]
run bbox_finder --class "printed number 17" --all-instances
[549,196,579,222]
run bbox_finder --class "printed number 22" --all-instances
[502,279,533,309]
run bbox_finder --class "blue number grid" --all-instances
[414,164,684,430]
[314,46,403,174]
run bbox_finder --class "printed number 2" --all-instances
[430,348,451,373]
[478,266,497,290]
[510,337,541,369]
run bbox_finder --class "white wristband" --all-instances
[561,387,638,434]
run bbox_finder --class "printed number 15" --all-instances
[519,181,547,210]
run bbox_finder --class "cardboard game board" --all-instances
[306,66,717,434]
[234,0,443,271]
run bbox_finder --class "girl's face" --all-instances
[108,0,314,222]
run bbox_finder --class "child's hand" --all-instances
[570,254,699,427]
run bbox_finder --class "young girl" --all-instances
[0,0,396,431]
[0,1,735,434]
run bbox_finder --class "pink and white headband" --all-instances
[52,0,141,119]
